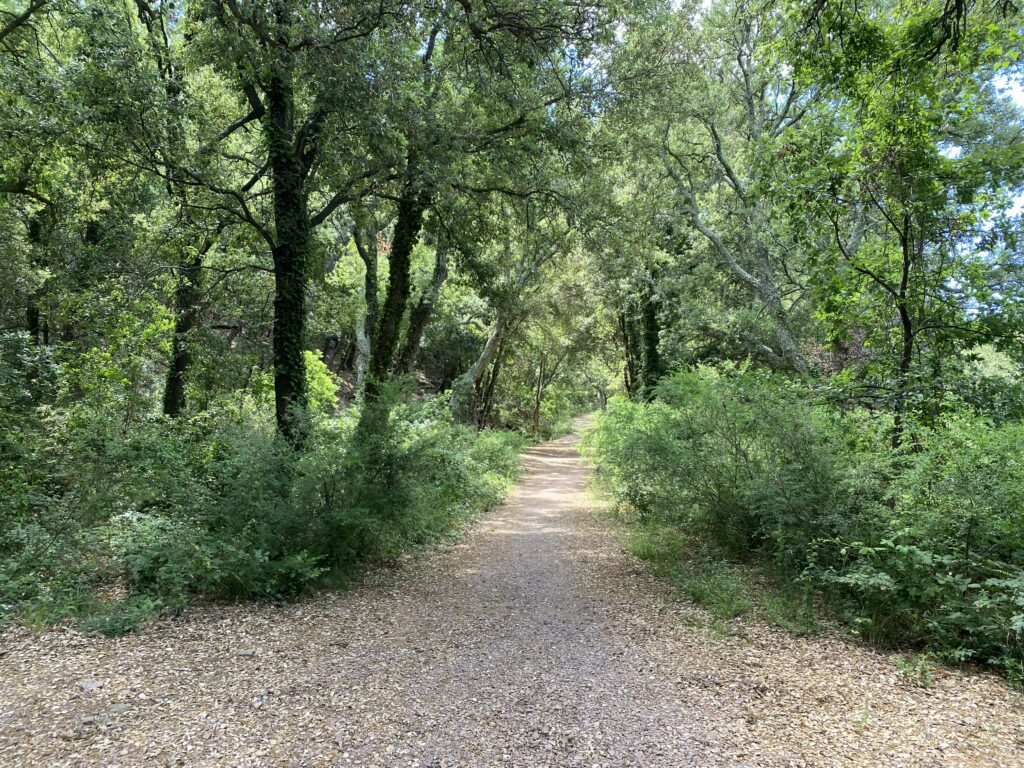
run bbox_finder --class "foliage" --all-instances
[627,523,819,631]
[895,654,936,689]
[629,527,752,621]
[0,0,604,633]
[0,359,524,631]
[1,0,1022,699]
[586,368,1024,680]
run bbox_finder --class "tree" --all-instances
[349,0,615,416]
[656,0,815,372]
[449,201,572,423]
[789,0,1024,445]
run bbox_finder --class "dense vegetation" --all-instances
[2,0,1023,680]
[0,0,606,629]
[587,369,1024,682]
[581,0,1024,682]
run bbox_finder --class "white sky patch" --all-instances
[996,73,1024,106]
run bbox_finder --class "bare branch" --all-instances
[0,0,48,47]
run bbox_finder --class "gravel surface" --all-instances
[1,424,1022,767]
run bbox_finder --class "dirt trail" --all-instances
[1,423,1022,767]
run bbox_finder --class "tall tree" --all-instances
[180,0,395,444]
[789,0,1024,445]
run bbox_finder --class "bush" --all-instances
[585,366,1024,681]
[0,386,524,634]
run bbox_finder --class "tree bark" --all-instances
[134,0,211,419]
[363,183,427,403]
[891,220,915,450]
[660,148,807,373]
[451,315,509,424]
[394,236,447,375]
[0,0,48,47]
[266,67,312,446]
[24,212,49,347]
[353,220,379,393]
[478,347,503,428]
[162,253,201,417]
[26,307,40,345]
[639,278,664,399]
[619,309,639,398]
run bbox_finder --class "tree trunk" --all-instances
[619,309,640,398]
[25,213,48,347]
[754,244,806,374]
[661,149,807,373]
[891,223,915,450]
[26,306,41,346]
[364,189,427,403]
[451,315,509,424]
[891,303,914,450]
[266,68,311,447]
[639,279,664,399]
[353,221,379,394]
[134,0,206,419]
[162,253,201,417]
[394,236,447,375]
[478,348,503,428]
[532,361,544,435]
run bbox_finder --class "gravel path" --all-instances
[1,424,1022,767]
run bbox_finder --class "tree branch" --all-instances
[0,0,48,47]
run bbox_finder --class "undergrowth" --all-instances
[584,366,1024,684]
[1,390,527,635]
[628,525,819,631]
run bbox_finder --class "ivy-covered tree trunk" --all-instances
[353,218,379,393]
[619,279,664,401]
[352,184,428,488]
[25,213,49,347]
[639,278,665,399]
[619,309,639,398]
[363,188,427,403]
[26,306,41,344]
[162,253,201,417]
[266,68,311,447]
[891,223,915,451]
[134,0,203,418]
[394,236,447,375]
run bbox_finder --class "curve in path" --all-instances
[1,423,1021,767]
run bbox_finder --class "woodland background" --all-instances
[2,0,1023,682]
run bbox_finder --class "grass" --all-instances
[626,524,822,633]
[758,590,819,635]
[853,695,873,732]
[624,522,993,694]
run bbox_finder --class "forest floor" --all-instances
[1,422,1022,767]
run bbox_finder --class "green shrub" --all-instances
[895,653,936,689]
[586,366,1024,681]
[1,388,524,634]
[628,526,752,619]
[78,595,164,637]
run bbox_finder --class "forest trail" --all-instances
[1,421,1022,767]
